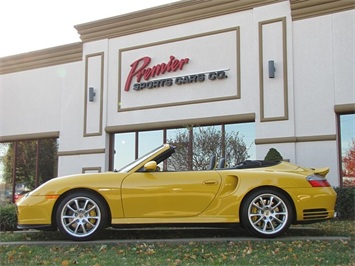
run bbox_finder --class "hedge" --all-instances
[334,186,355,220]
[0,187,354,231]
[0,204,17,231]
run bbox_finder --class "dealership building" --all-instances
[0,0,354,189]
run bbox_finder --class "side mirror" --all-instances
[144,161,157,172]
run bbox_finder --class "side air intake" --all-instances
[303,208,329,220]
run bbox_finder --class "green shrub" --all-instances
[264,148,283,161]
[334,186,355,220]
[0,204,17,231]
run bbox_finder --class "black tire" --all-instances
[241,189,293,238]
[56,191,108,241]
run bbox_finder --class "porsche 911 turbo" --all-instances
[16,144,337,241]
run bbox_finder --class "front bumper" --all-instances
[16,194,57,227]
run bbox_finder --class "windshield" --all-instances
[117,144,166,173]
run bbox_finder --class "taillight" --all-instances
[307,175,331,187]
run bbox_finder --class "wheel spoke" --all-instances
[252,216,264,224]
[265,220,275,232]
[82,199,90,211]
[64,218,77,227]
[273,211,287,220]
[82,224,88,234]
[85,205,96,214]
[271,200,282,210]
[251,214,263,224]
[87,214,99,220]
[62,214,75,219]
[85,219,96,228]
[66,205,77,213]
[74,199,81,211]
[272,216,284,224]
[252,202,263,211]
[267,196,274,208]
[257,197,266,208]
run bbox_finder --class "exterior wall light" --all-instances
[89,87,96,102]
[268,60,275,78]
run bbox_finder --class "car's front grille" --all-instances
[303,208,329,220]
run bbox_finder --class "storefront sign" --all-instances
[118,28,239,110]
[124,55,228,92]
[124,55,189,91]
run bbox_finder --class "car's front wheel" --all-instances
[241,189,293,238]
[56,191,108,241]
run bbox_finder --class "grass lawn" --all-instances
[0,220,354,265]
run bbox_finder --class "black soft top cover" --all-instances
[233,160,281,169]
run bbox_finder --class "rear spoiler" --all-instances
[312,167,330,177]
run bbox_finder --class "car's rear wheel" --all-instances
[241,189,292,238]
[56,191,107,241]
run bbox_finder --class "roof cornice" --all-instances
[74,0,284,43]
[0,42,82,75]
[290,0,355,21]
[1,0,354,75]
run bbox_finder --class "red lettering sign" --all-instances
[124,55,189,91]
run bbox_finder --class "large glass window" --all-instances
[340,113,355,187]
[114,133,136,170]
[0,143,12,205]
[112,122,255,171]
[192,125,222,170]
[166,127,191,171]
[0,138,58,204]
[225,122,255,165]
[138,130,164,157]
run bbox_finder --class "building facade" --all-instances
[0,0,354,192]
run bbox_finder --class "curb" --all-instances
[0,236,351,246]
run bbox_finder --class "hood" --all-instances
[31,171,128,196]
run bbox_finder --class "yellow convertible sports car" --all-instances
[16,144,337,241]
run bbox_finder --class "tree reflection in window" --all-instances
[0,139,58,203]
[340,114,355,187]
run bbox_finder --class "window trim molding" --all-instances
[106,113,255,133]
[255,134,336,145]
[58,149,105,157]
[0,131,60,143]
[334,103,355,114]
[117,27,241,112]
[335,110,355,187]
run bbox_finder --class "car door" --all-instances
[121,171,221,218]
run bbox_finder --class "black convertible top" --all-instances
[233,160,281,169]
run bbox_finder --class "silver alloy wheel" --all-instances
[247,193,288,235]
[60,196,102,238]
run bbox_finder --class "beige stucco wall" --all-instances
[1,1,354,185]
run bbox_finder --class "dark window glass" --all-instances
[340,114,355,187]
[113,123,255,172]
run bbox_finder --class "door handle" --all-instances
[203,179,218,185]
